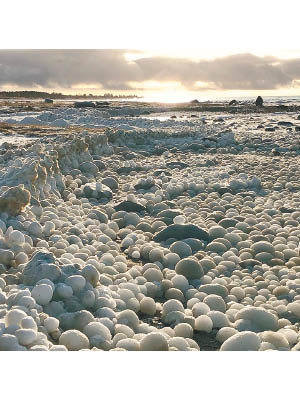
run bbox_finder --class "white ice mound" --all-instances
[220,331,261,351]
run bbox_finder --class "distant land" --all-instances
[0,91,142,99]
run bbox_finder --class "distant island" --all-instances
[0,91,142,100]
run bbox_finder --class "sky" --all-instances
[0,49,300,101]
[0,0,300,101]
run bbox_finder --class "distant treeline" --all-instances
[0,91,141,99]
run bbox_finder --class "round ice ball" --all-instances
[65,275,86,292]
[117,338,140,351]
[173,216,186,225]
[203,295,226,313]
[220,331,261,351]
[140,297,156,316]
[9,230,25,246]
[31,284,53,306]
[21,316,37,331]
[143,268,163,282]
[175,258,204,279]
[195,315,213,333]
[170,241,192,259]
[174,323,193,338]
[216,327,239,343]
[15,329,37,346]
[116,310,140,330]
[44,317,59,333]
[59,330,89,351]
[5,309,27,328]
[83,322,112,340]
[56,283,73,299]
[140,332,169,351]
[192,302,210,318]
[162,299,185,317]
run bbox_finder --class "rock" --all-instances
[44,98,53,104]
[190,99,200,104]
[278,121,293,126]
[23,251,61,286]
[255,96,263,107]
[74,101,95,108]
[229,100,238,105]
[114,200,146,212]
[295,126,300,132]
[0,185,31,216]
[166,161,189,169]
[265,127,275,132]
[153,224,210,243]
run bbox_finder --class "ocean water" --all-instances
[0,94,300,105]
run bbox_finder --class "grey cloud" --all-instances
[0,49,299,91]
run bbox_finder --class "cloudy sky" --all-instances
[0,49,300,100]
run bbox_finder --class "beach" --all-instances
[0,98,300,351]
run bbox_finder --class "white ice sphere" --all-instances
[65,275,86,292]
[56,283,73,298]
[192,302,210,317]
[203,295,226,313]
[49,345,68,351]
[286,302,300,318]
[36,279,55,291]
[140,332,169,351]
[174,323,193,338]
[44,317,59,333]
[143,268,163,282]
[83,322,112,340]
[140,297,156,316]
[220,331,261,351]
[162,299,185,317]
[235,307,279,331]
[15,252,28,265]
[15,329,37,346]
[28,222,43,237]
[31,284,53,306]
[173,216,186,225]
[259,331,290,350]
[175,258,204,279]
[9,230,25,246]
[207,311,229,328]
[278,328,298,346]
[117,338,140,351]
[59,330,90,351]
[0,334,20,351]
[195,315,213,333]
[21,316,37,331]
[116,310,140,330]
[168,337,189,351]
[5,309,27,327]
[163,253,181,269]
[216,327,239,343]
